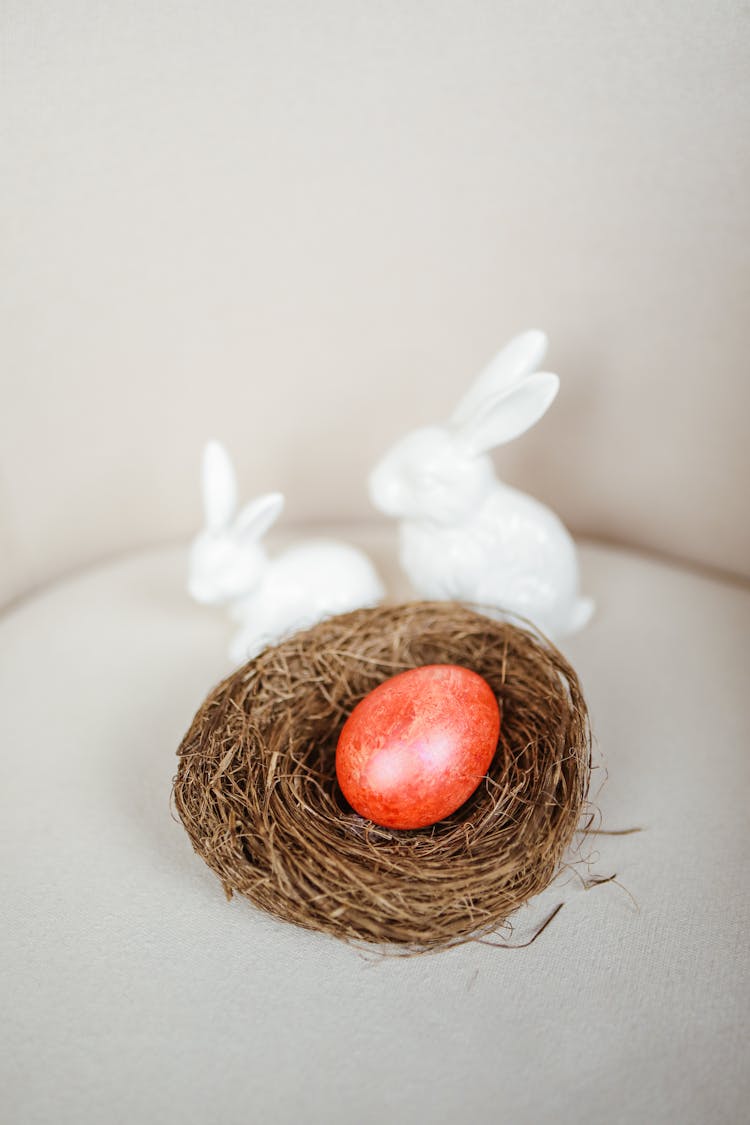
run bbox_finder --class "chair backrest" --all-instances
[2,3,748,608]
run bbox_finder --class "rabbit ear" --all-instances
[455,372,560,456]
[451,331,548,426]
[202,440,238,530]
[233,492,284,544]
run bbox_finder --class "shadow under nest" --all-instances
[173,601,592,952]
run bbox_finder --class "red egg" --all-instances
[335,664,501,830]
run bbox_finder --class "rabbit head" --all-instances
[188,440,284,605]
[369,332,559,525]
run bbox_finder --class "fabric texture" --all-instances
[1,532,748,1124]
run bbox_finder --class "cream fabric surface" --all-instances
[2,532,748,1125]
[2,1,750,609]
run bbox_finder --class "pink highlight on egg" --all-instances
[335,664,501,830]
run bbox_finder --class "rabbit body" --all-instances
[398,479,591,637]
[369,331,593,638]
[189,441,384,663]
[228,539,384,662]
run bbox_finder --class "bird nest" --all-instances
[173,602,592,951]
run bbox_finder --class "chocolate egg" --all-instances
[335,664,501,830]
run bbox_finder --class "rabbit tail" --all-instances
[566,596,595,634]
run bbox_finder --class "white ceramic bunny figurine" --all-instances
[189,440,385,662]
[368,331,593,637]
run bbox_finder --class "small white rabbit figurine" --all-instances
[368,331,593,637]
[189,441,385,662]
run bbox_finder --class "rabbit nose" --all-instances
[369,468,399,514]
[188,579,212,603]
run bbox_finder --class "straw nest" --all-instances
[173,602,592,951]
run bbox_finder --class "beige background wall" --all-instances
[2,0,749,608]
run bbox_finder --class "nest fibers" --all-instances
[173,602,592,951]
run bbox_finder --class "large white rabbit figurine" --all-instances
[368,331,593,637]
[189,441,385,662]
